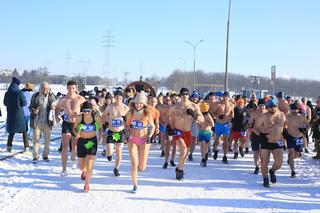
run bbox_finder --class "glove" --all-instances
[218,114,224,120]
[282,128,289,139]
[166,125,174,136]
[186,109,198,120]
[298,128,306,134]
[146,136,151,144]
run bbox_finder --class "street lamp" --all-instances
[177,57,187,88]
[185,39,204,91]
[224,0,232,92]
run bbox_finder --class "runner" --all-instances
[213,91,234,163]
[158,95,177,169]
[313,97,320,160]
[73,101,103,192]
[55,80,85,176]
[231,98,250,159]
[198,102,214,167]
[284,102,309,178]
[101,92,113,156]
[255,99,286,187]
[188,91,200,161]
[276,91,289,114]
[101,90,129,176]
[247,98,266,174]
[148,96,160,144]
[125,91,155,193]
[167,88,204,180]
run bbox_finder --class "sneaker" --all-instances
[61,170,67,177]
[131,185,138,194]
[81,170,86,181]
[254,166,259,174]
[43,157,49,162]
[200,159,207,167]
[222,155,228,163]
[239,147,244,157]
[269,169,277,183]
[162,162,168,169]
[113,168,120,177]
[188,154,193,161]
[228,146,233,152]
[71,160,77,169]
[213,150,219,160]
[160,150,165,157]
[33,157,39,164]
[101,150,106,156]
[107,155,112,161]
[263,177,270,188]
[233,152,238,159]
[7,146,12,153]
[170,160,176,167]
[313,155,320,160]
[58,146,62,153]
[245,147,249,154]
[175,168,184,180]
[205,153,209,161]
[84,183,89,193]
[291,171,296,178]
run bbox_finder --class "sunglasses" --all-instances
[82,109,91,113]
[180,93,189,96]
[267,105,276,109]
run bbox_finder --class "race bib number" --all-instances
[295,138,304,146]
[277,140,284,146]
[82,124,95,132]
[173,129,183,137]
[131,120,144,129]
[63,114,69,121]
[112,118,123,127]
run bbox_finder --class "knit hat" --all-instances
[266,99,277,109]
[132,91,147,105]
[12,77,20,85]
[26,83,33,90]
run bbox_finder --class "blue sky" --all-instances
[0,0,319,82]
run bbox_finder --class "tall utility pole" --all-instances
[80,60,91,85]
[224,0,232,92]
[185,39,204,91]
[124,71,130,85]
[102,31,115,81]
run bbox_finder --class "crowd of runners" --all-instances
[3,77,320,193]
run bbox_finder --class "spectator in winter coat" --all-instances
[4,77,29,153]
[21,83,34,138]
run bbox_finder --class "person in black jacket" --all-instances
[4,77,29,152]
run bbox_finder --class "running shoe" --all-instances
[188,154,193,161]
[175,168,184,180]
[200,159,207,167]
[233,152,238,159]
[291,171,296,178]
[263,177,270,188]
[269,169,277,183]
[43,157,49,162]
[84,183,89,193]
[33,157,39,164]
[222,155,228,164]
[245,147,249,154]
[7,146,12,153]
[61,170,67,177]
[213,150,219,160]
[131,185,138,194]
[107,155,112,161]
[160,150,165,157]
[254,166,259,174]
[101,150,106,156]
[162,162,168,169]
[304,148,309,153]
[170,160,176,167]
[113,168,120,177]
[239,147,244,157]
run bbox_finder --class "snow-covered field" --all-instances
[0,86,320,213]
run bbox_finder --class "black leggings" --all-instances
[7,132,29,148]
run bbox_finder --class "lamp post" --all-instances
[178,57,187,88]
[224,0,232,92]
[185,39,204,91]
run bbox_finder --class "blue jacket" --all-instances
[4,82,27,134]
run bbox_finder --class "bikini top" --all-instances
[127,113,150,130]
[77,113,100,133]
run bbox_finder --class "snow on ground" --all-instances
[0,86,320,213]
[0,124,319,213]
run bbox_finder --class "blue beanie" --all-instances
[12,77,20,85]
[266,99,277,108]
[191,92,199,98]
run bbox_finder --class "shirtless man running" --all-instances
[55,80,85,176]
[276,91,289,114]
[284,102,309,178]
[213,91,234,163]
[101,90,129,176]
[255,99,286,187]
[167,88,204,180]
